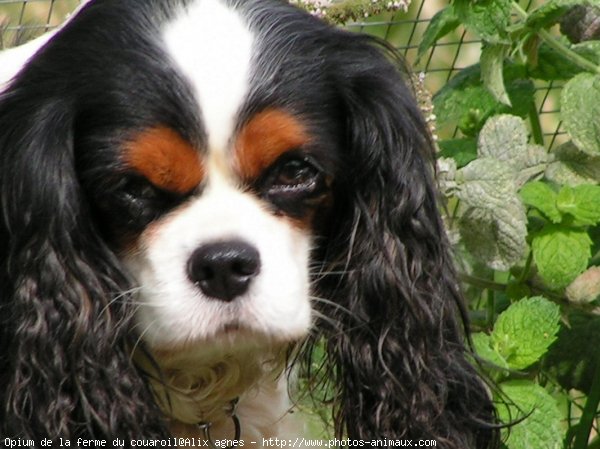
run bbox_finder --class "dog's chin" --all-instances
[145,320,308,368]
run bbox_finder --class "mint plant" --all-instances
[472,297,563,449]
[421,1,600,448]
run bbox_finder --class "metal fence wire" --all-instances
[0,0,564,147]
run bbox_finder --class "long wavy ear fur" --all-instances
[0,86,169,437]
[309,36,498,448]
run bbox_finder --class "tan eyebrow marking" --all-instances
[124,127,204,194]
[234,108,311,180]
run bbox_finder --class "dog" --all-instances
[0,0,497,446]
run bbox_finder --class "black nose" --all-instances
[187,240,261,302]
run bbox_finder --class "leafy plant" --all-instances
[422,1,600,448]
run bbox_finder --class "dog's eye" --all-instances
[271,159,320,191]
[123,177,159,201]
[260,155,329,218]
[118,176,184,228]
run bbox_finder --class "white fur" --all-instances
[165,370,305,442]
[162,0,254,152]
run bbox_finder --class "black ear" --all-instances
[0,85,169,438]
[312,37,497,448]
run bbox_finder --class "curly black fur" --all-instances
[0,94,170,438]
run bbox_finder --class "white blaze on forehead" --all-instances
[162,0,254,152]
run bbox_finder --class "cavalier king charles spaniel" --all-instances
[0,0,497,446]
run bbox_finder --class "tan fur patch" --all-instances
[125,127,204,194]
[234,109,311,181]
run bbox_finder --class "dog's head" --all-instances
[0,0,496,446]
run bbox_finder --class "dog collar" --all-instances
[197,398,241,449]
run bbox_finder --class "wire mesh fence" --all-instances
[0,0,78,45]
[0,0,564,147]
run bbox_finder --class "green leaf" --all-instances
[453,0,511,43]
[491,296,561,370]
[497,380,563,449]
[456,158,516,207]
[526,0,589,30]
[416,6,460,63]
[478,114,529,161]
[438,138,478,167]
[472,332,509,371]
[459,205,528,271]
[481,44,510,105]
[531,40,600,81]
[557,184,600,225]
[434,64,535,136]
[456,158,528,270]
[561,72,600,155]
[477,114,549,185]
[544,311,600,394]
[532,225,592,289]
[545,140,600,185]
[519,181,562,223]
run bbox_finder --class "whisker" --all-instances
[309,269,356,276]
[110,298,173,308]
[310,295,354,317]
[104,285,173,309]
[99,286,144,316]
[310,309,342,331]
[129,318,160,363]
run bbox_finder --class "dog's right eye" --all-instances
[123,176,160,202]
[118,175,184,227]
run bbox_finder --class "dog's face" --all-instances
[65,0,341,354]
[122,112,323,351]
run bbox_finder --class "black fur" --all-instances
[0,0,497,446]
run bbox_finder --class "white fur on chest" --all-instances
[168,375,305,446]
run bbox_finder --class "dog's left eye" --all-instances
[260,155,328,215]
[265,155,325,196]
[272,158,321,191]
[123,177,158,201]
